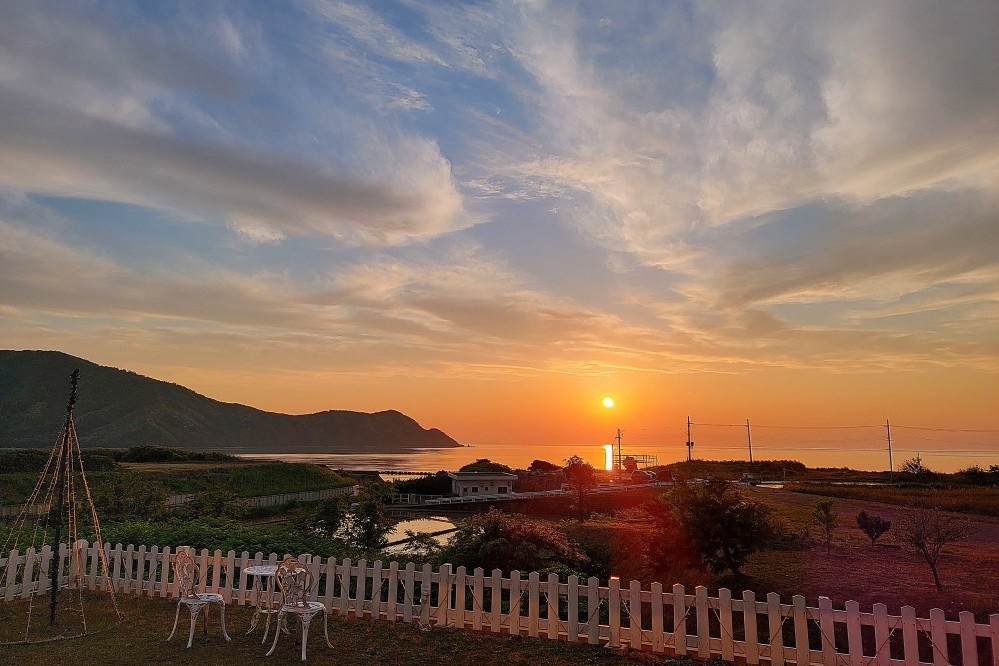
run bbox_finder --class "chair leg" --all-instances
[219,601,232,642]
[187,605,201,649]
[323,610,333,648]
[300,614,313,661]
[266,610,285,657]
[167,602,181,642]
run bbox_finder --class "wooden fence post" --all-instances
[454,565,467,629]
[719,587,734,662]
[402,562,416,624]
[695,585,710,660]
[768,592,784,666]
[586,576,600,645]
[472,568,484,631]
[509,571,522,636]
[818,596,836,665]
[548,573,561,640]
[672,583,687,657]
[792,594,809,666]
[959,611,978,666]
[929,607,948,666]
[608,576,621,649]
[873,603,890,666]
[490,569,502,633]
[387,561,400,622]
[743,589,759,665]
[629,578,643,650]
[528,571,540,637]
[900,605,918,666]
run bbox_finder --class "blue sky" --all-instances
[1,1,997,453]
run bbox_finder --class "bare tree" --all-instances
[895,505,971,591]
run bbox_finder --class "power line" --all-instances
[893,426,999,433]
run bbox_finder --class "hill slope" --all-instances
[0,350,460,453]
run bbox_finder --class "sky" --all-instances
[1,1,997,469]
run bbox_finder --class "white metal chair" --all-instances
[166,547,232,648]
[266,555,332,661]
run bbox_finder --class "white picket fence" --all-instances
[2,541,997,665]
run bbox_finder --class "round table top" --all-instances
[245,564,279,576]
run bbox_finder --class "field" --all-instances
[740,488,999,618]
[791,483,999,516]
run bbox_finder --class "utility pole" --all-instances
[886,419,894,482]
[746,419,753,463]
[685,417,694,462]
[616,428,623,478]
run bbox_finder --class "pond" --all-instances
[384,515,457,553]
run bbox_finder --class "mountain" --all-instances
[0,350,461,453]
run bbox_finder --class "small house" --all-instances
[448,471,517,497]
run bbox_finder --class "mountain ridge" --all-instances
[0,350,461,453]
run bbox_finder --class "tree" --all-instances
[672,479,774,578]
[528,459,560,472]
[812,499,838,554]
[459,459,514,474]
[563,455,597,519]
[895,505,971,590]
[644,494,700,574]
[855,510,891,546]
[444,509,586,575]
[622,456,638,473]
[900,454,933,480]
[340,497,392,552]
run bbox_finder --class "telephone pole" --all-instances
[746,419,753,463]
[886,419,894,482]
[616,428,623,477]
[685,417,694,462]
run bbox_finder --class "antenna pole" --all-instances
[746,419,753,463]
[49,369,79,625]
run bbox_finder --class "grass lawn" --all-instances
[0,592,693,666]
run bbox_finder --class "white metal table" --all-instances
[245,564,287,643]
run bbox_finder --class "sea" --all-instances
[234,440,995,475]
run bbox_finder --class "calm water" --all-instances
[235,440,994,474]
[384,516,457,553]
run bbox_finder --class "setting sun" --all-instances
[602,396,615,409]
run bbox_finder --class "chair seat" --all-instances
[280,601,325,614]
[179,592,225,604]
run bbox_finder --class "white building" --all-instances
[448,472,517,497]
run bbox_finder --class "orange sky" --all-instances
[1,3,996,472]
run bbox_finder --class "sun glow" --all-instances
[602,396,615,409]
[603,443,614,471]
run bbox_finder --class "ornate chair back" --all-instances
[274,556,314,607]
[174,548,200,598]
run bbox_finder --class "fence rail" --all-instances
[2,541,996,665]
[166,484,358,508]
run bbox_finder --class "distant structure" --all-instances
[448,471,517,497]
[614,452,659,470]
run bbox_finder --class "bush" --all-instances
[444,509,586,576]
[856,510,891,546]
[96,517,344,558]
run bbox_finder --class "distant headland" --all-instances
[0,350,461,453]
